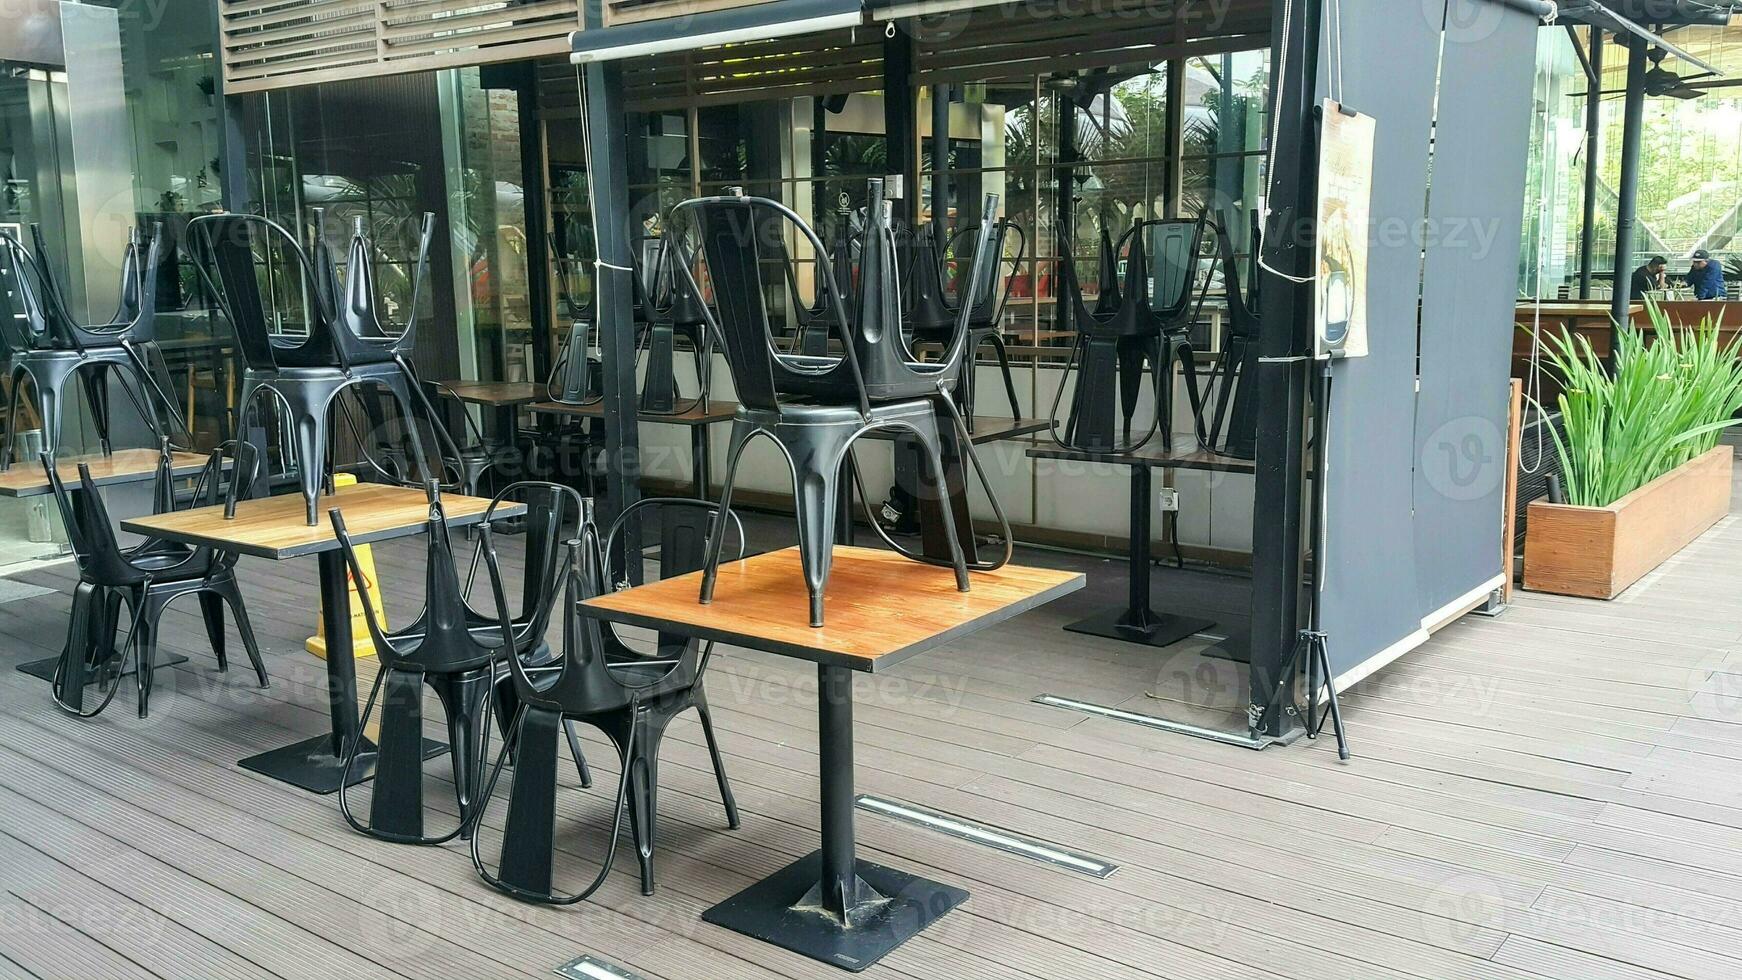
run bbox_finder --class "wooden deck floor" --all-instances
[2,470,1742,980]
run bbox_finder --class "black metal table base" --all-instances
[1064,608,1216,649]
[702,851,967,973]
[237,733,447,795]
[16,652,188,683]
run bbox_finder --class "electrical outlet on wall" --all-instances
[1157,488,1179,513]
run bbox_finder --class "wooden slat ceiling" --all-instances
[219,0,583,95]
[576,0,1273,112]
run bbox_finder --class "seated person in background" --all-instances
[1631,255,1667,296]
[1686,249,1726,300]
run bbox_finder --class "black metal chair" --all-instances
[639,237,715,415]
[43,441,269,718]
[785,231,857,357]
[673,180,987,627]
[1198,209,1261,458]
[471,494,742,904]
[1146,214,1212,452]
[328,482,563,845]
[188,211,446,525]
[0,224,188,465]
[1051,213,1205,453]
[932,216,1027,425]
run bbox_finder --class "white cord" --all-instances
[1519,19,1557,476]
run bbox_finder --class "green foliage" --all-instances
[1538,301,1742,508]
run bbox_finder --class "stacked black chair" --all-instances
[1052,213,1206,453]
[1198,209,1262,459]
[328,482,566,845]
[189,211,445,525]
[43,441,269,718]
[934,216,1027,424]
[675,179,997,627]
[640,237,714,415]
[786,232,857,357]
[1146,214,1212,453]
[472,494,741,903]
[0,224,187,465]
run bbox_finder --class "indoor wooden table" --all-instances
[580,546,1082,972]
[433,379,548,446]
[121,482,524,794]
[5,449,217,681]
[1026,440,1259,650]
[530,397,738,498]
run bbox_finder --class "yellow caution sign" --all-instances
[306,473,389,659]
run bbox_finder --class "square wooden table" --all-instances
[0,448,214,499]
[122,483,524,793]
[580,546,1083,972]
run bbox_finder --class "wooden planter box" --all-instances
[1523,445,1734,599]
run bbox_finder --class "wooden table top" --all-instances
[434,380,549,406]
[120,483,523,560]
[529,398,740,426]
[579,545,1083,672]
[1025,441,1258,475]
[0,450,215,499]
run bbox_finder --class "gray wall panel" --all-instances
[1316,0,1444,682]
[1412,0,1538,616]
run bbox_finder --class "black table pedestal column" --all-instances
[702,663,967,972]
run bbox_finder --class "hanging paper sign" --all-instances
[1315,100,1375,359]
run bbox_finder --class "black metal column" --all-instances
[1055,97,1078,333]
[930,85,950,224]
[817,663,860,920]
[1609,37,1648,337]
[884,24,918,226]
[1248,0,1319,739]
[585,61,643,584]
[518,71,556,388]
[1578,29,1603,300]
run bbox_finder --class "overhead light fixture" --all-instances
[856,795,1119,878]
[570,2,863,65]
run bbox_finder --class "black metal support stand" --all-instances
[702,664,967,972]
[1064,464,1214,649]
[1608,36,1648,359]
[16,650,186,684]
[238,551,442,794]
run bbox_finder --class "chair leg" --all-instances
[562,718,593,789]
[134,591,161,719]
[699,419,755,606]
[289,406,326,526]
[80,366,113,456]
[909,418,971,593]
[214,574,270,688]
[695,693,739,829]
[198,592,228,672]
[430,669,494,840]
[2,368,22,469]
[788,430,848,628]
[623,708,662,896]
[369,667,428,840]
[987,333,1022,422]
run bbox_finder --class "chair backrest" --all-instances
[676,194,857,414]
[1142,215,1206,322]
[334,483,501,674]
[0,230,54,354]
[188,213,332,372]
[904,221,956,334]
[950,217,1023,329]
[1061,216,1154,339]
[854,182,998,396]
[328,212,436,364]
[1217,208,1261,340]
[1092,225,1122,318]
[40,452,136,586]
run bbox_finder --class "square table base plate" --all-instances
[239,734,447,795]
[1064,608,1216,649]
[16,652,189,682]
[702,851,968,973]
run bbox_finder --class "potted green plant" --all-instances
[1523,303,1742,598]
